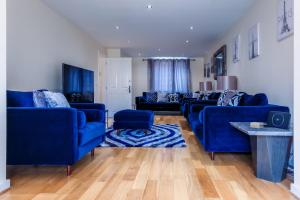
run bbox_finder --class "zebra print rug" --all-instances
[98,124,187,148]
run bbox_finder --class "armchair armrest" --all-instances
[70,103,105,111]
[202,105,289,152]
[78,109,105,123]
[7,107,79,165]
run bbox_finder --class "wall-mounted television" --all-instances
[63,63,94,103]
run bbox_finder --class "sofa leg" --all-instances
[91,149,95,158]
[67,165,72,176]
[210,152,215,160]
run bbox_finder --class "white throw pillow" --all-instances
[157,92,169,102]
[43,91,71,108]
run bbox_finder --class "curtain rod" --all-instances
[142,58,196,61]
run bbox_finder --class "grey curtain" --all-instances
[149,59,191,93]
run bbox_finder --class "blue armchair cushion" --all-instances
[77,111,87,129]
[7,90,34,107]
[78,122,105,146]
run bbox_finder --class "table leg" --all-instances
[250,136,292,182]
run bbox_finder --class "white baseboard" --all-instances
[291,183,300,198]
[0,180,10,193]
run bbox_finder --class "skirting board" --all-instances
[0,180,10,193]
[291,183,300,198]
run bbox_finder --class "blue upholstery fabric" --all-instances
[78,109,105,123]
[7,94,106,167]
[77,111,87,129]
[78,122,105,146]
[113,110,154,130]
[241,93,268,106]
[7,91,34,107]
[188,105,289,153]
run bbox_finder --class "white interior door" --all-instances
[105,58,132,117]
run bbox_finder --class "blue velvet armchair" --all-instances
[7,91,106,175]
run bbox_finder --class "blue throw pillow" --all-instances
[43,91,71,108]
[7,90,34,107]
[145,92,157,103]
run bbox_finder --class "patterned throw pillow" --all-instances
[43,91,71,108]
[228,93,245,106]
[168,93,179,103]
[217,90,244,106]
[202,92,212,101]
[157,92,169,102]
[193,93,201,98]
[33,90,48,108]
[145,92,157,103]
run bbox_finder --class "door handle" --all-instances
[128,86,131,93]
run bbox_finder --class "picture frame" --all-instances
[277,0,294,41]
[248,23,260,60]
[232,34,240,63]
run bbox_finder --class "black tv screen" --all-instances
[63,63,94,103]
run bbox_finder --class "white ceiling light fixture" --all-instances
[185,40,189,44]
[147,4,152,9]
[115,25,120,30]
[190,26,194,30]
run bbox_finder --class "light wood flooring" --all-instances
[0,116,297,200]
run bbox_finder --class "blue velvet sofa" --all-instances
[7,90,106,175]
[188,93,290,159]
[136,92,185,111]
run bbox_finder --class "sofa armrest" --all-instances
[7,107,79,165]
[190,104,206,113]
[78,109,105,123]
[70,103,105,111]
[135,96,146,104]
[202,105,290,152]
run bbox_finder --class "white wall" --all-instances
[132,57,204,101]
[7,0,104,102]
[292,0,300,197]
[0,0,10,192]
[204,0,293,110]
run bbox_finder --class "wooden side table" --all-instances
[230,122,293,183]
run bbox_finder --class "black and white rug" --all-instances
[98,124,187,148]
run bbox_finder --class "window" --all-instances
[149,59,191,93]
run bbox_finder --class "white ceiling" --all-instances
[42,0,255,57]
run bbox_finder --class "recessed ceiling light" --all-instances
[147,4,152,9]
[190,26,194,30]
[158,48,161,51]
[115,26,120,30]
[185,40,189,44]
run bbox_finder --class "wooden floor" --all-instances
[1,116,297,200]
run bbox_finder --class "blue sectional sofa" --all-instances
[7,90,106,175]
[187,93,289,159]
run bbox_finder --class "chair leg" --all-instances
[91,149,95,158]
[66,165,72,176]
[210,152,215,160]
